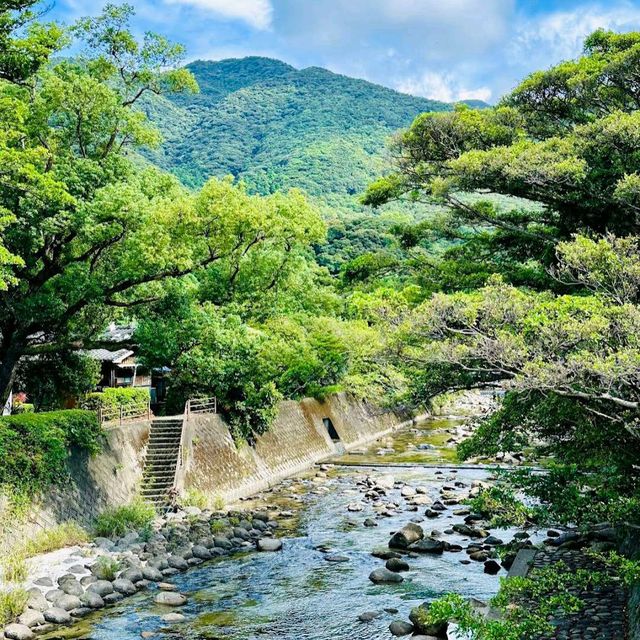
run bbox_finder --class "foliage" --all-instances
[83,387,150,414]
[143,57,455,212]
[466,485,536,528]
[418,554,640,640]
[93,499,155,538]
[0,410,102,498]
[0,589,28,626]
[16,352,100,411]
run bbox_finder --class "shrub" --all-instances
[467,485,536,528]
[83,388,150,415]
[23,522,89,556]
[94,499,156,538]
[0,589,28,626]
[0,410,102,498]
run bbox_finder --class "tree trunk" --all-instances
[0,332,25,408]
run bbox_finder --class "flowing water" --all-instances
[47,414,524,640]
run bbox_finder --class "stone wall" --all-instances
[177,392,410,503]
[0,420,150,552]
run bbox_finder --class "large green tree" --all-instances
[363,30,640,290]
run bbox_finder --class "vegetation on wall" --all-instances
[0,410,102,499]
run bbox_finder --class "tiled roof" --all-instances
[85,348,135,363]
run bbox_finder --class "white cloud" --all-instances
[164,0,273,30]
[397,71,492,104]
[511,3,640,63]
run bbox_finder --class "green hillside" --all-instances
[141,57,456,215]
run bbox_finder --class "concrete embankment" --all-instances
[0,393,411,549]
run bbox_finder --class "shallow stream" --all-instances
[47,414,522,640]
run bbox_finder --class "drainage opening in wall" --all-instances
[323,417,340,442]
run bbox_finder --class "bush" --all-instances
[83,388,150,414]
[182,489,209,510]
[0,589,28,626]
[94,499,156,538]
[0,410,102,497]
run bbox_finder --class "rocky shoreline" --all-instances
[2,507,283,640]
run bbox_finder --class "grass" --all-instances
[1,553,27,584]
[0,589,28,626]
[182,489,209,510]
[91,556,121,581]
[23,522,89,556]
[94,499,156,538]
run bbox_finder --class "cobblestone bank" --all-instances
[531,548,627,640]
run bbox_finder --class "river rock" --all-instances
[120,568,144,583]
[80,591,104,609]
[103,592,124,605]
[389,523,423,549]
[409,603,448,637]
[162,613,186,623]
[484,536,503,546]
[17,610,45,629]
[369,568,404,584]
[33,577,53,588]
[358,611,380,622]
[167,555,189,570]
[363,518,378,527]
[484,560,501,575]
[43,608,72,624]
[257,538,282,552]
[376,474,395,489]
[386,558,410,572]
[389,621,414,636]
[26,589,48,613]
[372,549,401,560]
[87,580,114,596]
[112,578,137,595]
[409,538,444,554]
[142,566,164,582]
[155,592,187,606]
[191,544,211,560]
[453,524,487,538]
[325,554,350,563]
[55,594,82,611]
[401,486,416,497]
[4,624,34,640]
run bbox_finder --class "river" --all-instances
[45,413,527,640]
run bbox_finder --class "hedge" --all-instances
[83,387,150,414]
[0,410,102,498]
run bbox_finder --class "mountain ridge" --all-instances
[142,56,483,216]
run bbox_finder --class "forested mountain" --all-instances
[141,57,468,216]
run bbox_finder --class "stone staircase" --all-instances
[141,416,184,507]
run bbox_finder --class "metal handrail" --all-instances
[97,398,151,426]
[185,396,217,416]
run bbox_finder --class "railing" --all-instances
[98,399,151,426]
[185,396,217,416]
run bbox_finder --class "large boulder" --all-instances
[409,538,445,554]
[112,578,137,595]
[389,621,414,636]
[87,580,114,597]
[17,610,45,629]
[55,594,82,611]
[389,523,423,549]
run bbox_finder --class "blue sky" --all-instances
[48,0,640,103]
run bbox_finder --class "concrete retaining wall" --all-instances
[0,420,150,552]
[178,392,409,503]
[0,393,410,549]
